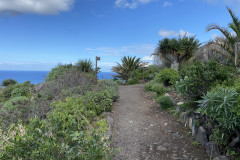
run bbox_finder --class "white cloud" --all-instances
[142,55,154,60]
[0,0,74,15]
[114,0,156,9]
[163,1,172,7]
[211,34,218,40]
[85,44,155,57]
[158,29,195,37]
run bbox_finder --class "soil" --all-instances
[111,84,208,160]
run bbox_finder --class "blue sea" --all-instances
[0,71,116,85]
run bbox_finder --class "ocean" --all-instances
[0,71,116,85]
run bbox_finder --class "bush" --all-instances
[127,78,140,85]
[98,80,119,101]
[198,86,239,132]
[1,96,32,128]
[198,86,240,149]
[156,96,174,109]
[0,119,111,160]
[46,64,74,81]
[41,69,96,100]
[144,82,154,91]
[0,81,33,102]
[129,65,164,82]
[151,83,169,96]
[176,60,235,101]
[154,68,179,86]
[2,79,17,86]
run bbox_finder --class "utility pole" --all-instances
[96,56,101,84]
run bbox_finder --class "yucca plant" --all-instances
[207,6,240,66]
[112,56,141,82]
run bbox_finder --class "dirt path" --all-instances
[111,84,208,160]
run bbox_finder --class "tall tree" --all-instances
[206,7,240,65]
[112,56,141,81]
[154,35,200,65]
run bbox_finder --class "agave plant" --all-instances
[112,56,141,81]
[207,7,240,65]
[154,35,201,65]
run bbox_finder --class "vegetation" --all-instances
[156,95,174,110]
[175,60,235,101]
[2,79,17,87]
[151,83,169,96]
[76,59,94,73]
[154,68,179,86]
[198,87,240,148]
[154,35,201,65]
[0,61,119,159]
[207,7,240,66]
[112,56,141,82]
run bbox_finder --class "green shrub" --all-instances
[176,60,235,101]
[2,79,17,86]
[151,83,169,96]
[98,80,119,101]
[156,96,174,109]
[129,65,164,82]
[0,81,33,102]
[198,86,240,149]
[11,87,28,98]
[3,96,29,112]
[0,119,112,160]
[127,78,140,85]
[144,82,154,91]
[154,68,179,86]
[46,64,74,81]
[198,86,239,132]
[1,96,31,128]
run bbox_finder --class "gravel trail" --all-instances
[111,84,208,160]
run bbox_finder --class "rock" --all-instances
[176,106,182,113]
[157,145,167,151]
[164,123,168,126]
[173,132,180,139]
[192,125,198,137]
[184,114,189,127]
[177,101,184,106]
[212,156,229,160]
[188,117,194,130]
[163,142,171,147]
[205,141,220,158]
[180,112,186,119]
[165,93,170,96]
[196,126,208,146]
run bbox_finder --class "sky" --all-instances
[0,0,239,72]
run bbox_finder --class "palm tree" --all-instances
[112,56,141,81]
[75,59,94,72]
[154,35,200,65]
[206,7,240,65]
